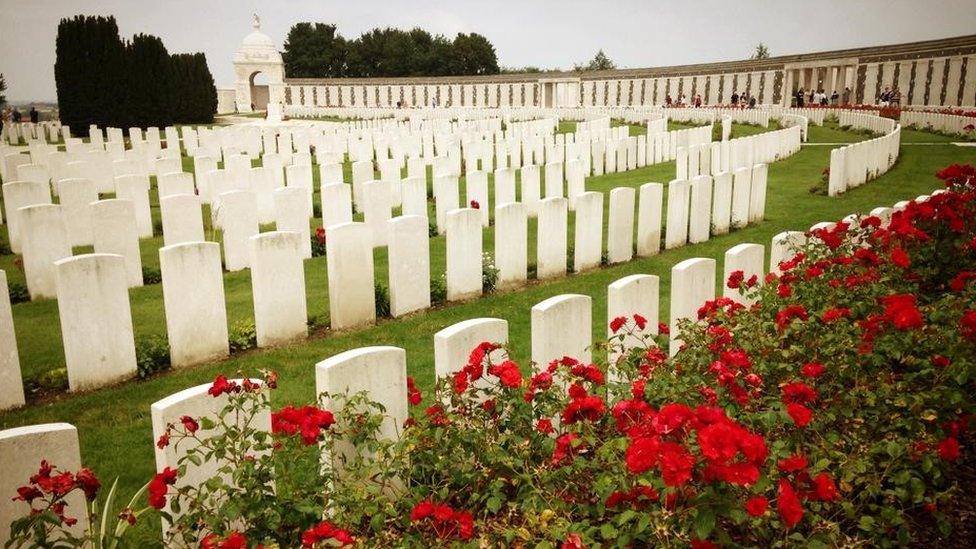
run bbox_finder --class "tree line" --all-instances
[55,15,217,135]
[282,23,499,78]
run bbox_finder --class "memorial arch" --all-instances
[233,15,285,113]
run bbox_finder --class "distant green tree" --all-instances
[282,23,348,78]
[282,22,500,78]
[0,73,6,109]
[574,49,616,72]
[752,43,770,59]
[451,33,499,75]
[54,15,218,129]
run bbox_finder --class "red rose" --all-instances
[407,376,423,405]
[777,479,804,528]
[745,495,769,517]
[800,362,826,378]
[147,467,178,509]
[811,472,840,501]
[890,247,911,268]
[208,375,240,397]
[786,403,813,427]
[536,418,554,434]
[609,316,627,333]
[881,294,924,330]
[74,468,100,501]
[777,454,808,472]
[180,415,199,434]
[961,310,976,342]
[633,314,648,330]
[625,436,659,474]
[937,437,961,461]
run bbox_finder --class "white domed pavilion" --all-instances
[233,14,285,113]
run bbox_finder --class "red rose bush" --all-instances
[8,165,976,546]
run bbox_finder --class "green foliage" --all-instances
[7,280,30,305]
[574,49,616,72]
[752,42,771,60]
[141,265,162,285]
[311,228,326,258]
[482,253,499,294]
[374,282,391,318]
[54,15,216,133]
[283,23,499,78]
[228,321,257,354]
[430,274,447,306]
[135,334,170,379]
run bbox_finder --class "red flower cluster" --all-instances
[561,384,606,424]
[201,531,247,549]
[13,461,102,526]
[272,405,336,445]
[881,294,925,330]
[606,484,659,509]
[147,467,178,510]
[301,520,355,547]
[410,499,474,540]
[315,226,326,245]
[781,382,818,428]
[609,314,649,334]
[469,199,480,209]
[406,376,423,405]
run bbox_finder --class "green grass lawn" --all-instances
[1,123,974,545]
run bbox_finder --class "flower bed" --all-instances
[9,166,976,547]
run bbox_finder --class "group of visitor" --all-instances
[729,91,757,108]
[663,91,758,108]
[794,87,852,107]
[878,86,902,106]
[0,105,40,133]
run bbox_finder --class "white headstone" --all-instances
[607,187,636,264]
[494,168,516,206]
[688,175,713,244]
[159,242,229,367]
[608,274,659,362]
[636,182,663,257]
[434,318,508,381]
[387,215,431,317]
[494,202,527,288]
[723,243,764,304]
[157,171,194,199]
[115,174,153,238]
[520,164,541,216]
[572,191,603,273]
[2,180,51,253]
[399,176,427,218]
[730,167,751,229]
[160,194,204,247]
[218,190,259,271]
[321,182,353,229]
[711,172,733,235]
[770,231,807,273]
[433,175,459,235]
[748,163,768,223]
[19,204,71,300]
[54,254,137,390]
[0,271,25,410]
[316,347,408,442]
[536,197,568,279]
[249,232,308,347]
[446,208,483,301]
[56,178,97,247]
[669,257,715,356]
[0,424,86,542]
[326,222,376,330]
[466,170,490,226]
[665,179,690,249]
[531,294,592,370]
[274,187,312,258]
[91,199,143,287]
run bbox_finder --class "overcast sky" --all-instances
[2,0,975,102]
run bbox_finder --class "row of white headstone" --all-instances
[828,121,902,196]
[0,189,931,541]
[900,110,974,135]
[0,121,64,146]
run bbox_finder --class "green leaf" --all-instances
[858,515,875,532]
[694,508,716,539]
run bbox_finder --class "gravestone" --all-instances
[159,242,229,368]
[531,294,592,370]
[54,254,137,390]
[249,232,308,347]
[494,202,528,288]
[748,163,767,223]
[665,179,690,249]
[769,231,807,273]
[730,167,751,228]
[160,194,204,247]
[91,199,143,287]
[536,197,568,279]
[711,171,733,235]
[218,190,259,271]
[520,165,541,216]
[466,170,490,226]
[0,271,25,410]
[688,175,713,244]
[494,168,516,206]
[326,222,376,330]
[387,215,431,317]
[573,191,603,273]
[56,178,97,247]
[607,187,636,264]
[669,258,715,356]
[321,183,353,229]
[19,204,71,300]
[636,182,663,257]
[434,318,508,382]
[607,274,659,362]
[273,187,313,258]
[2,180,51,253]
[723,243,764,304]
[446,208,483,301]
[544,161,563,198]
[157,172,194,199]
